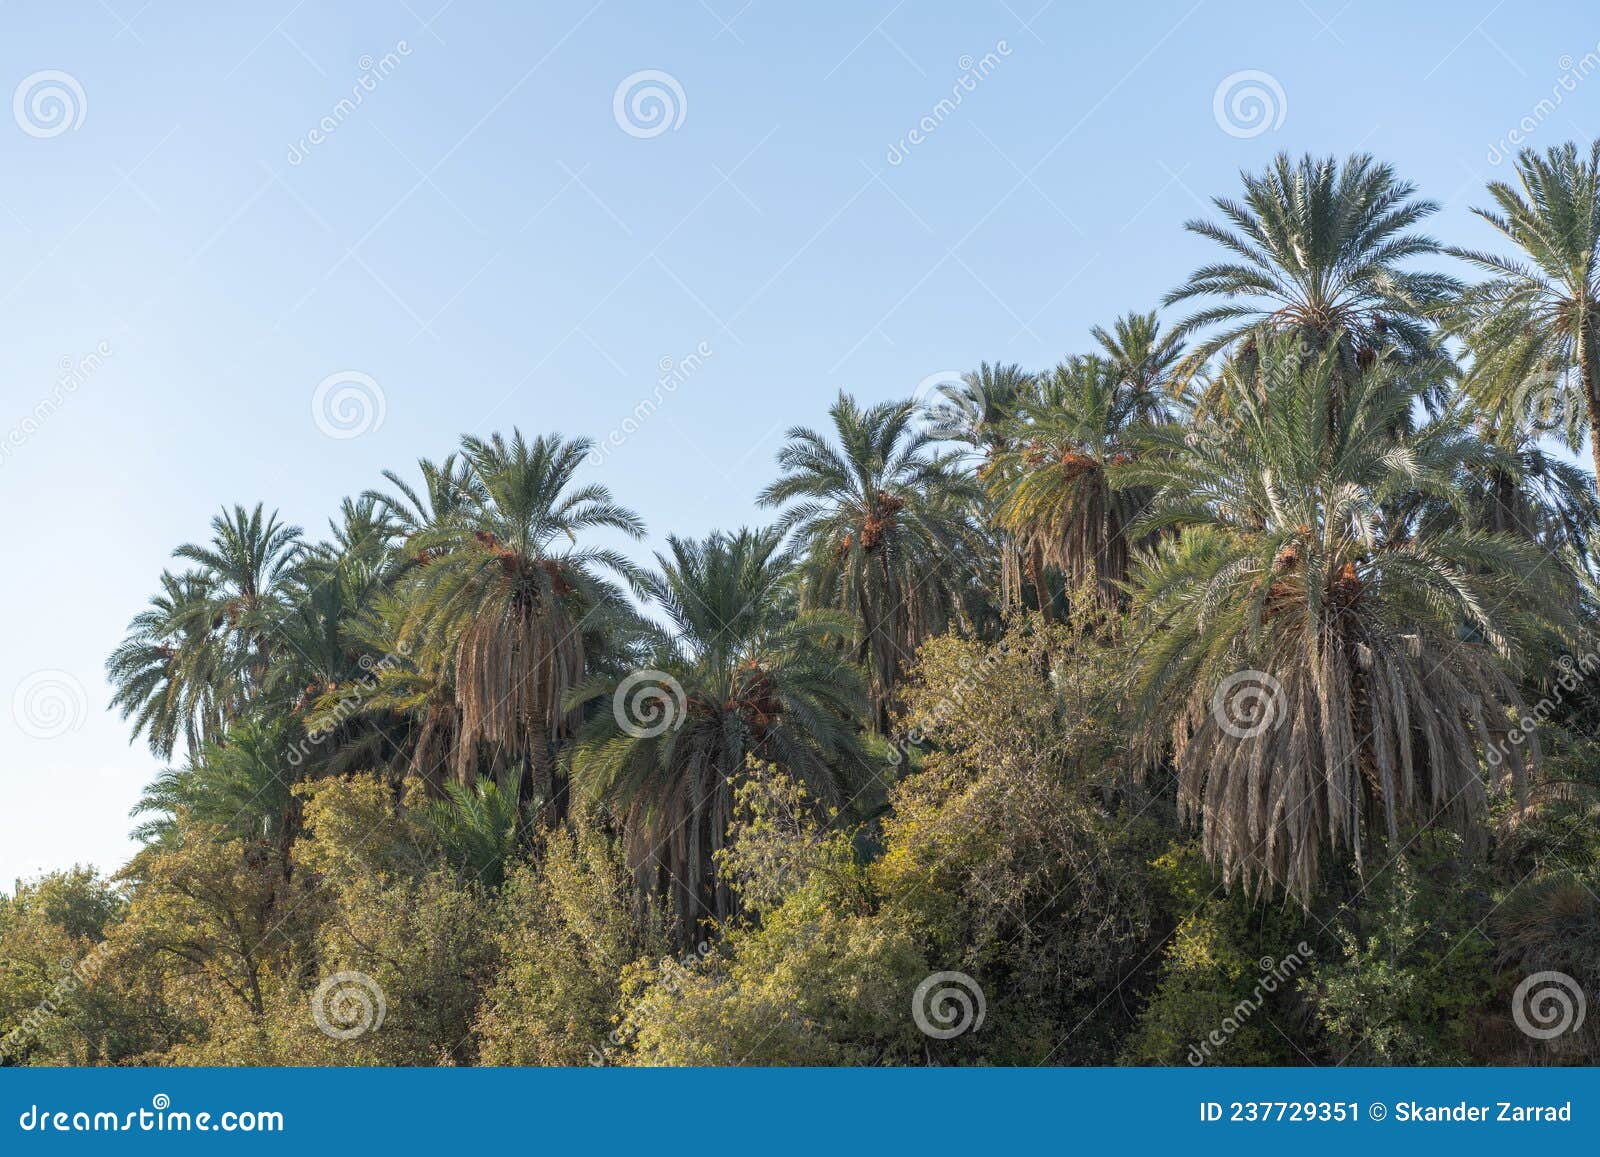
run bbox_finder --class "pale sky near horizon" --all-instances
[3,1,1597,889]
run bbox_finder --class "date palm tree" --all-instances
[1092,309,1186,399]
[986,355,1166,610]
[568,527,867,938]
[129,713,300,847]
[107,570,227,760]
[923,361,1032,454]
[1449,140,1600,497]
[1121,331,1573,907]
[110,505,302,756]
[403,430,644,804]
[1167,153,1458,377]
[173,503,303,697]
[759,393,986,731]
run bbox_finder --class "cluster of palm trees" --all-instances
[112,144,1600,931]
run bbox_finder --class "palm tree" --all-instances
[759,393,986,731]
[1167,153,1458,376]
[173,504,302,698]
[404,430,645,804]
[986,356,1165,610]
[923,361,1032,454]
[129,713,300,846]
[922,362,1033,618]
[568,528,868,937]
[365,453,479,546]
[1092,309,1186,399]
[1122,331,1573,906]
[1449,141,1600,496]
[110,505,302,756]
[418,773,524,887]
[107,570,226,760]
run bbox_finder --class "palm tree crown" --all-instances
[1168,152,1459,373]
[759,393,986,730]
[1122,331,1573,905]
[1450,141,1600,492]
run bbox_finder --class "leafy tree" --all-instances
[475,818,671,1065]
[1092,309,1186,399]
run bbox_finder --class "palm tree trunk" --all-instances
[1026,544,1050,623]
[1584,358,1600,505]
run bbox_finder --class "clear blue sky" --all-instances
[3,0,1596,886]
